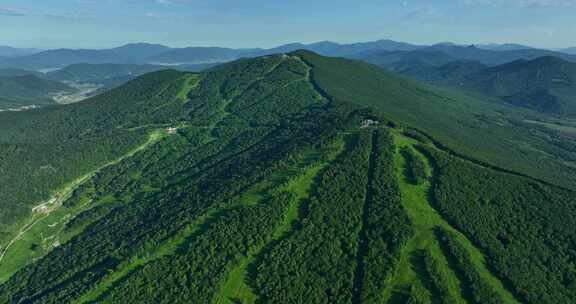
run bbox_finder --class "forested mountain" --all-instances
[0,51,575,304]
[0,43,173,70]
[448,56,576,115]
[476,43,533,51]
[2,39,573,72]
[357,44,576,67]
[350,49,488,82]
[0,46,41,58]
[0,68,43,77]
[0,39,424,70]
[145,47,259,64]
[262,39,423,57]
[560,47,576,55]
[46,63,169,85]
[0,74,74,109]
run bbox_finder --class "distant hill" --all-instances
[0,46,41,58]
[0,39,424,69]
[476,43,533,51]
[145,47,258,64]
[449,56,576,115]
[0,68,43,77]
[357,44,576,67]
[0,74,74,109]
[47,63,168,84]
[560,47,576,55]
[262,39,423,57]
[423,44,576,66]
[2,39,574,73]
[0,43,173,70]
[351,49,488,82]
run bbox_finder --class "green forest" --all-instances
[0,51,575,304]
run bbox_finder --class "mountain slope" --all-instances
[560,47,576,55]
[450,56,576,115]
[263,39,423,57]
[350,49,488,81]
[297,50,576,187]
[0,46,41,57]
[46,63,169,84]
[357,44,576,67]
[0,74,74,109]
[0,52,574,304]
[0,68,42,77]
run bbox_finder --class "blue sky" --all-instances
[0,0,575,49]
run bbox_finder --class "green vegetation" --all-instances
[0,74,74,108]
[214,135,346,304]
[381,131,517,304]
[449,56,576,115]
[297,50,576,189]
[0,129,168,282]
[423,143,576,304]
[0,51,575,304]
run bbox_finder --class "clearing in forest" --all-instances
[382,131,519,304]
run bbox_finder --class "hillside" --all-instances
[450,56,576,115]
[0,68,42,77]
[0,74,75,109]
[350,49,488,81]
[0,46,41,58]
[47,63,169,84]
[0,52,574,304]
[357,44,576,67]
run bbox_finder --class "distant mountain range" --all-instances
[3,39,576,115]
[1,40,576,71]
[0,40,424,70]
[0,61,218,109]
[448,56,576,115]
[560,47,576,55]
[0,46,42,58]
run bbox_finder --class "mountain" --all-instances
[355,44,576,67]
[560,47,576,55]
[0,46,42,57]
[47,63,169,84]
[0,51,575,304]
[421,44,576,65]
[263,39,423,57]
[0,39,424,70]
[145,47,258,64]
[476,43,533,51]
[350,49,488,81]
[449,56,576,115]
[0,43,173,70]
[0,68,43,77]
[0,74,74,109]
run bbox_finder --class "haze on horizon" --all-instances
[1,0,575,50]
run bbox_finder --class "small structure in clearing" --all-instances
[361,119,380,129]
[166,127,178,134]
